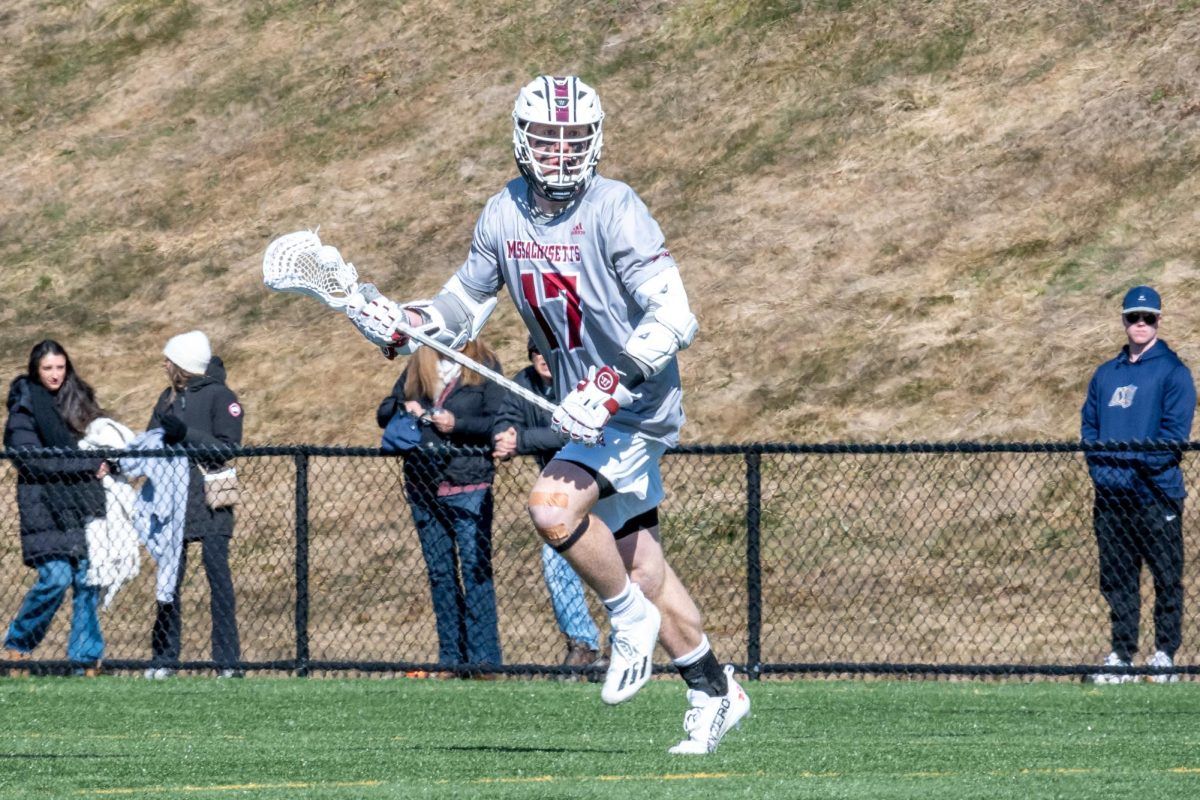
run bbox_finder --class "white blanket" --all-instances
[119,429,189,603]
[80,417,141,610]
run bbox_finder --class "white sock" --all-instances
[603,578,645,626]
[671,635,710,668]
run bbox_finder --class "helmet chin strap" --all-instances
[516,156,588,209]
[526,183,578,220]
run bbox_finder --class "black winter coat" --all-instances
[147,357,243,541]
[376,360,504,489]
[492,366,562,469]
[4,376,105,567]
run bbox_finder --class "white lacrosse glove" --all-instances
[551,366,637,446]
[345,283,406,350]
[346,285,456,359]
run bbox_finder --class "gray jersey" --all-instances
[455,175,685,444]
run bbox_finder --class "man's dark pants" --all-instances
[1093,494,1184,661]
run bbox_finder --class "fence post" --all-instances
[745,450,763,680]
[294,453,311,677]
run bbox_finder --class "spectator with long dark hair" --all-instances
[3,340,108,675]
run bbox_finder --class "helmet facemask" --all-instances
[512,76,604,203]
[514,121,603,202]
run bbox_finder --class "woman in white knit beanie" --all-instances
[145,329,244,679]
[162,330,211,378]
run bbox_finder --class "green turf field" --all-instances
[1,676,1198,799]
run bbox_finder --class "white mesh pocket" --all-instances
[262,230,358,306]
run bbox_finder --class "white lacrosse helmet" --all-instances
[512,75,604,203]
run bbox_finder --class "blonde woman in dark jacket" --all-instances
[376,338,504,668]
[144,331,244,679]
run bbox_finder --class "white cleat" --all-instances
[669,664,750,754]
[1090,651,1136,685]
[1146,650,1179,684]
[600,601,661,705]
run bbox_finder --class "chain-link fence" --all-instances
[1,442,1197,680]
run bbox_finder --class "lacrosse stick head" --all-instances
[262,230,360,309]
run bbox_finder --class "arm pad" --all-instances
[404,274,497,352]
[392,274,498,355]
[623,267,698,376]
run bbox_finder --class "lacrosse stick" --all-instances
[263,230,557,414]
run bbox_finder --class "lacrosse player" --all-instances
[346,75,748,753]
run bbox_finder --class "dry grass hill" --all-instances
[3,0,1200,445]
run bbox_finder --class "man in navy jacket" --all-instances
[1081,285,1196,683]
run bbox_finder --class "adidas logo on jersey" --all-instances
[571,222,585,236]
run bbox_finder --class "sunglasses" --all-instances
[1123,312,1159,326]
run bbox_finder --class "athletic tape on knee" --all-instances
[529,491,573,547]
[552,515,591,553]
[529,491,569,508]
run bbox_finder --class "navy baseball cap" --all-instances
[1122,285,1161,314]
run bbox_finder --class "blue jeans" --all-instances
[5,557,104,664]
[541,544,600,650]
[407,487,501,666]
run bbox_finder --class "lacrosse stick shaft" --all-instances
[393,323,558,414]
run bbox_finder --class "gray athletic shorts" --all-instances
[555,425,666,534]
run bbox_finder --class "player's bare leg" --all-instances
[527,461,625,595]
[618,526,750,754]
[617,529,702,655]
[527,460,660,704]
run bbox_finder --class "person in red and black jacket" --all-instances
[145,330,244,679]
[376,338,504,668]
